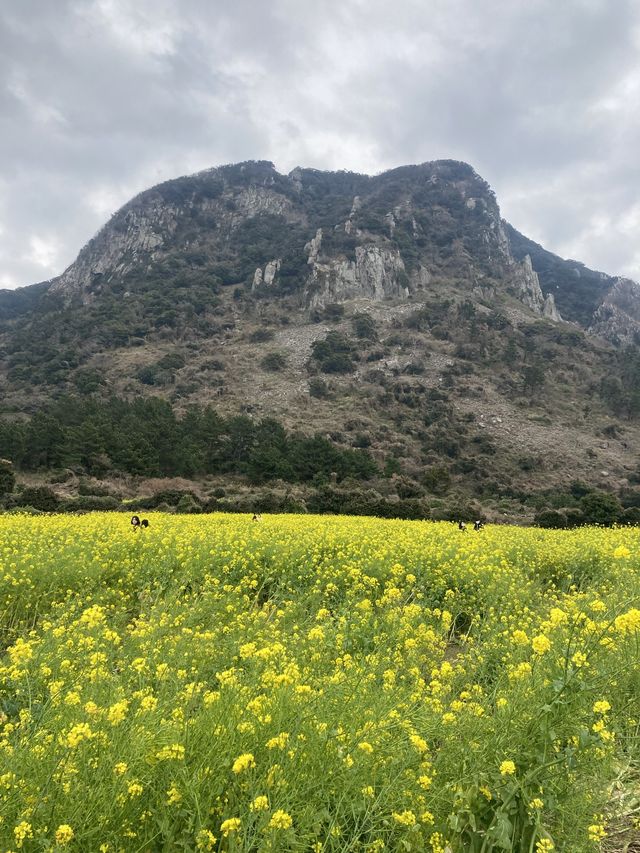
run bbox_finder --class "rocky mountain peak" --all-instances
[4,159,640,348]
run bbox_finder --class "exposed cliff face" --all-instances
[589,278,640,345]
[502,222,637,341]
[305,245,409,308]
[512,255,561,321]
[49,201,181,303]
[47,163,304,305]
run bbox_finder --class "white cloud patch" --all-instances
[0,0,639,289]
[27,235,62,270]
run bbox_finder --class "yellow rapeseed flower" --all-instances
[532,634,551,655]
[220,817,241,836]
[195,829,217,851]
[250,795,269,811]
[232,752,256,773]
[14,820,33,848]
[55,825,75,845]
[392,811,417,827]
[269,810,293,830]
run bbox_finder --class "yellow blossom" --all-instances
[615,609,640,635]
[409,734,429,752]
[250,795,269,811]
[220,817,241,836]
[156,743,185,761]
[167,784,182,805]
[14,821,33,848]
[55,824,75,845]
[232,752,256,773]
[107,700,129,726]
[268,810,293,830]
[392,811,417,826]
[532,634,551,655]
[196,829,217,850]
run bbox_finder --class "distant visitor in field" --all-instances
[474,520,484,531]
[131,516,149,531]
[252,513,262,522]
[458,521,466,531]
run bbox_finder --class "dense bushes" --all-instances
[9,486,60,512]
[0,461,14,496]
[0,396,377,486]
[310,332,356,374]
[534,489,635,528]
[260,352,287,372]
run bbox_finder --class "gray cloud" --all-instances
[1,0,640,288]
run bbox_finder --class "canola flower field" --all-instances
[0,514,639,853]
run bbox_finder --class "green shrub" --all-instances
[311,332,356,374]
[260,352,287,372]
[175,495,203,514]
[422,466,451,495]
[351,313,378,341]
[565,509,586,528]
[0,461,15,496]
[14,486,59,512]
[308,378,330,399]
[534,509,568,529]
[78,481,111,497]
[157,352,186,370]
[580,491,622,526]
[249,328,275,343]
[621,506,640,524]
[322,303,345,322]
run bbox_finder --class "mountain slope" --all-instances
[1,160,639,519]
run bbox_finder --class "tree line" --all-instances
[0,396,377,484]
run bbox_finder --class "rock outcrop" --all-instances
[252,259,282,290]
[234,186,295,220]
[304,229,323,265]
[512,255,561,322]
[305,245,409,308]
[49,203,180,303]
[589,278,640,345]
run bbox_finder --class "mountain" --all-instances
[1,159,639,522]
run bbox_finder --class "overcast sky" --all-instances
[1,0,640,290]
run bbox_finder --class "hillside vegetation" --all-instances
[1,161,640,520]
